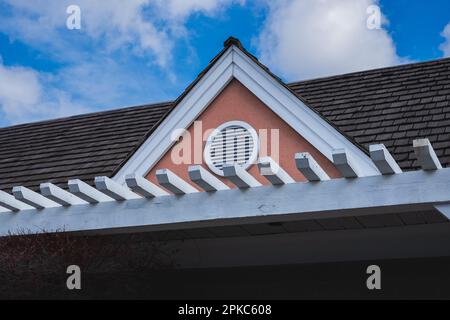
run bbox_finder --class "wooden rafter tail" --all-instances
[156,169,198,195]
[257,157,294,185]
[332,149,360,178]
[295,152,330,182]
[188,165,229,192]
[12,186,61,210]
[369,144,402,175]
[40,182,87,206]
[222,163,262,188]
[95,176,141,201]
[413,138,442,170]
[125,174,169,198]
[68,179,114,204]
[0,190,33,212]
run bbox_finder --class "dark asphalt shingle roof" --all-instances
[289,57,450,170]
[0,56,449,191]
[0,102,172,191]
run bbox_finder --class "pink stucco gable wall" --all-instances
[146,79,341,190]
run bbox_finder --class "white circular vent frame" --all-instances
[204,121,259,176]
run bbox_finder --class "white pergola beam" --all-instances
[1,168,450,236]
[40,183,87,206]
[12,186,61,210]
[257,157,295,185]
[95,176,141,201]
[0,190,33,212]
[413,138,442,170]
[125,174,169,198]
[369,144,402,175]
[156,169,198,195]
[295,152,330,181]
[332,149,359,178]
[68,179,114,204]
[188,165,229,192]
[222,163,262,188]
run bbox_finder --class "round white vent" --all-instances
[204,121,259,176]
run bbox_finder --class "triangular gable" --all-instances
[113,38,379,183]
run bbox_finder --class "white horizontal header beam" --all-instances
[1,168,450,237]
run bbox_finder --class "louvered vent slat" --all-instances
[204,122,259,176]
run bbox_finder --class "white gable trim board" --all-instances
[113,45,379,184]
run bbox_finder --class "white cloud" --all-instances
[155,0,245,20]
[440,22,450,57]
[0,0,243,125]
[0,0,243,67]
[256,0,404,80]
[0,58,89,124]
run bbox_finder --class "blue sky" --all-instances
[0,0,449,126]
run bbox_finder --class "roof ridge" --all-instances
[288,56,450,86]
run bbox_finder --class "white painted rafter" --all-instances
[369,144,402,175]
[40,183,87,206]
[332,149,360,178]
[413,138,442,170]
[95,176,141,201]
[125,174,169,198]
[223,163,262,188]
[68,179,114,204]
[257,157,294,185]
[156,169,198,195]
[295,152,330,182]
[188,165,229,192]
[12,186,60,210]
[0,190,33,212]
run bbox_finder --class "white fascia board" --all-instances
[2,168,450,237]
[113,45,378,183]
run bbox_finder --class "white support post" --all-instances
[156,169,198,195]
[12,186,61,210]
[68,179,114,204]
[125,174,169,198]
[369,144,402,175]
[0,190,33,212]
[332,149,359,178]
[413,138,442,170]
[40,183,87,206]
[188,165,229,192]
[95,176,141,201]
[222,163,262,188]
[295,152,330,181]
[257,157,295,185]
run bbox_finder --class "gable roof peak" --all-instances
[223,36,243,49]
